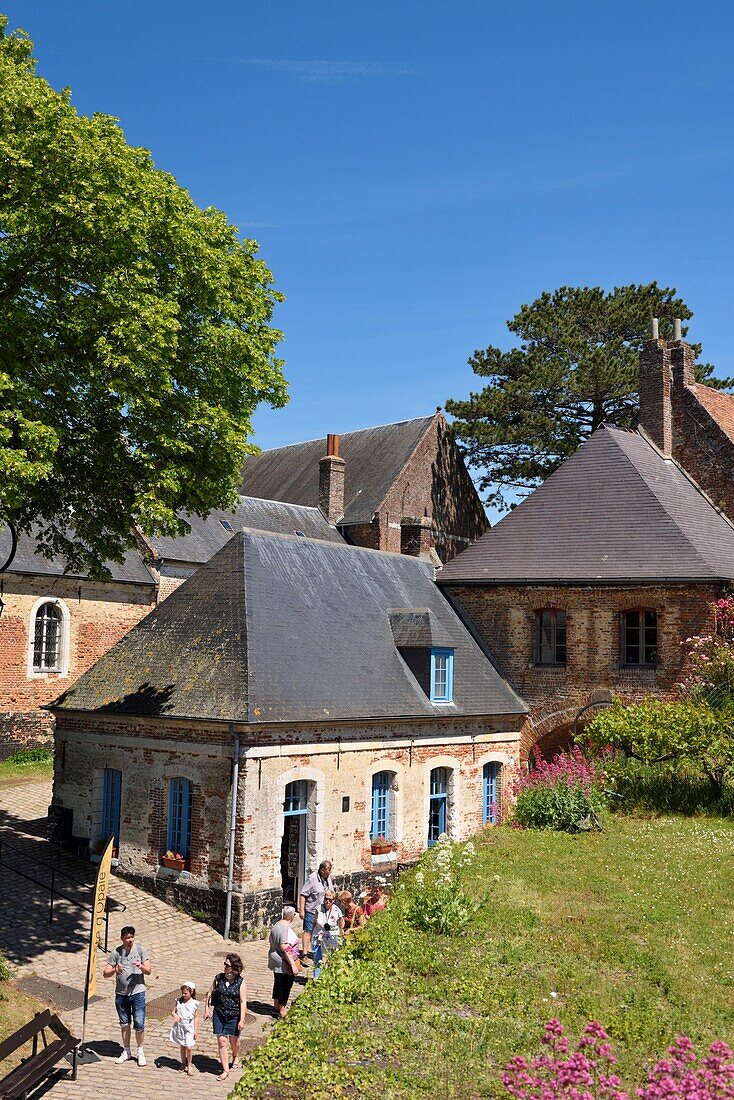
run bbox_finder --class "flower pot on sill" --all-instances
[161,855,188,872]
[370,840,394,856]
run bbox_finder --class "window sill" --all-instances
[619,665,659,676]
[371,851,397,867]
[156,864,192,881]
[531,664,568,672]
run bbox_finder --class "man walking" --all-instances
[103,925,151,1066]
[298,860,334,964]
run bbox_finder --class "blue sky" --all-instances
[8,0,734,460]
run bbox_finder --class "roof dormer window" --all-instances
[430,648,454,703]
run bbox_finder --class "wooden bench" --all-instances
[0,1010,78,1099]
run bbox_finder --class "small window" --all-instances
[219,519,234,532]
[622,610,658,666]
[535,610,567,666]
[33,602,63,672]
[371,771,392,840]
[483,762,502,824]
[430,648,454,702]
[167,778,192,859]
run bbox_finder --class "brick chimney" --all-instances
[319,434,345,523]
[638,321,673,456]
[400,515,434,557]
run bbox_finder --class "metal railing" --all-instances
[0,836,125,951]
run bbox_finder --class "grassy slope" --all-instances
[236,816,734,1100]
[0,759,52,788]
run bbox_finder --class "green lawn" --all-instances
[0,751,52,787]
[235,816,734,1100]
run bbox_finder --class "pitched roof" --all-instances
[0,525,155,585]
[241,416,435,526]
[691,384,734,444]
[438,425,734,585]
[143,496,344,565]
[52,530,526,723]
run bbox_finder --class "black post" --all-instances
[49,868,55,923]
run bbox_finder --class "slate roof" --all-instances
[0,525,155,585]
[144,496,344,565]
[438,424,734,585]
[241,416,435,526]
[52,530,526,723]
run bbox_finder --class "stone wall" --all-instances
[50,710,524,935]
[345,414,489,562]
[0,577,155,752]
[445,582,718,754]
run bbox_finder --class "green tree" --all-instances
[0,17,286,577]
[446,284,733,512]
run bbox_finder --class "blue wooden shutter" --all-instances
[483,762,501,824]
[102,768,122,844]
[167,778,192,857]
[371,772,391,839]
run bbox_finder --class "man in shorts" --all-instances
[298,860,333,964]
[103,925,151,1066]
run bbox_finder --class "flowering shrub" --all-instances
[404,835,479,935]
[502,1019,734,1100]
[513,748,608,831]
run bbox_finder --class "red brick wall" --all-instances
[0,576,155,753]
[445,582,719,753]
[349,414,489,561]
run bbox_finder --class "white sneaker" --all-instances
[137,1050,146,1067]
[116,1049,132,1064]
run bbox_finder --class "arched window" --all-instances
[33,602,62,672]
[167,778,192,859]
[428,767,450,846]
[483,762,502,824]
[535,609,567,666]
[371,771,396,840]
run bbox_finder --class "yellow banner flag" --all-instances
[85,836,115,1001]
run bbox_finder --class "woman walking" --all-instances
[268,905,301,1018]
[203,953,247,1081]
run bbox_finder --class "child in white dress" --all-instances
[169,981,199,1074]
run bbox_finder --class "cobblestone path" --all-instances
[0,778,299,1099]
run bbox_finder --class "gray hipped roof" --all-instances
[438,425,734,585]
[0,525,155,585]
[52,530,526,723]
[144,496,344,565]
[241,416,435,526]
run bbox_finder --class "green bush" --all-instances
[6,746,53,766]
[405,837,480,935]
[0,950,13,983]
[606,757,734,817]
[515,782,607,831]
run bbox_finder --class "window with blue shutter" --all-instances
[430,648,454,702]
[167,778,192,858]
[428,767,449,846]
[483,762,501,824]
[371,771,392,839]
[102,768,122,846]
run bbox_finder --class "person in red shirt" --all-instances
[338,890,365,934]
[364,884,388,918]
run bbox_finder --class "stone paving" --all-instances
[0,778,302,1099]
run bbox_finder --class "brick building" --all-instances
[438,334,734,759]
[0,413,487,753]
[241,410,489,563]
[49,531,525,934]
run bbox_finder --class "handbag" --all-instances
[284,941,302,975]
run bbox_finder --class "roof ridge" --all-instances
[239,525,432,567]
[247,414,436,456]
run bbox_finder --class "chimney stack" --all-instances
[319,434,345,524]
[638,325,673,455]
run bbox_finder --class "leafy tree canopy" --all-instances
[445,283,733,512]
[0,17,287,577]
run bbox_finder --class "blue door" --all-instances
[102,768,122,847]
[428,767,449,846]
[483,762,501,824]
[281,781,309,902]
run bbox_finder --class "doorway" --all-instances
[280,780,309,902]
[101,768,122,847]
